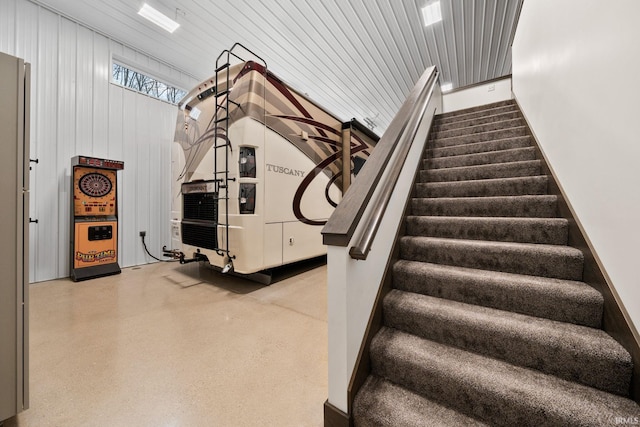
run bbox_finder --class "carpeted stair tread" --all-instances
[353,376,489,427]
[405,216,568,245]
[431,118,525,140]
[415,175,548,198]
[411,195,558,218]
[435,100,517,123]
[427,136,532,158]
[421,160,542,182]
[353,100,637,424]
[370,328,640,427]
[383,290,631,395]
[399,236,584,280]
[433,110,521,133]
[426,146,536,169]
[431,126,528,148]
[392,260,602,327]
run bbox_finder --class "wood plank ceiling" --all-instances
[32,0,523,132]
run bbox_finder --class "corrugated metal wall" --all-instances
[0,0,199,282]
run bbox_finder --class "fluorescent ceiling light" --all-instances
[441,82,453,92]
[422,1,442,27]
[138,3,180,33]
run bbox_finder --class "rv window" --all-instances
[239,147,256,178]
[239,183,256,214]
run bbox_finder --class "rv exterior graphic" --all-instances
[167,47,378,278]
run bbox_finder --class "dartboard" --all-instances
[79,173,113,197]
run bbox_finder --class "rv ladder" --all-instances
[212,43,267,262]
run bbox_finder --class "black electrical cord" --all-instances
[141,234,176,262]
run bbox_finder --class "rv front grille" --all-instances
[181,221,218,250]
[183,192,218,221]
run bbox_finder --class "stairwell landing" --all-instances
[352,100,640,426]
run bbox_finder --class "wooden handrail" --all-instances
[322,66,438,249]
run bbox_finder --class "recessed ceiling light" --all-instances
[138,3,180,33]
[441,83,453,92]
[422,1,442,27]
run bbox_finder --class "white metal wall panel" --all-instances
[0,0,185,281]
[56,17,77,278]
[147,100,161,265]
[157,101,174,265]
[75,25,94,156]
[15,1,38,64]
[107,84,124,266]
[92,33,110,159]
[33,6,59,282]
[159,104,172,258]
[106,87,178,269]
[134,95,151,266]
[119,88,138,269]
[0,0,16,54]
[147,100,165,264]
[14,0,39,282]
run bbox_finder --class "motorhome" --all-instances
[167,46,378,281]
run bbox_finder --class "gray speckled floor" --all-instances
[5,260,327,427]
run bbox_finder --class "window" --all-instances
[112,62,187,104]
[239,184,256,214]
[239,147,256,178]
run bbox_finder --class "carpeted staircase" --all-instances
[353,100,640,426]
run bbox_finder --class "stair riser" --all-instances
[405,216,567,245]
[370,330,634,427]
[433,111,521,133]
[435,102,517,124]
[353,376,490,427]
[411,197,558,218]
[399,237,584,280]
[421,161,542,182]
[415,176,548,198]
[431,119,525,140]
[369,332,542,427]
[383,293,631,395]
[427,137,532,158]
[392,261,602,327]
[426,147,536,169]
[432,127,527,148]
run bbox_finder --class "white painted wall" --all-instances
[0,0,199,281]
[442,77,512,113]
[512,0,640,332]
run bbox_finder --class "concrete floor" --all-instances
[5,259,328,427]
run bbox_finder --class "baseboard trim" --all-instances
[514,95,640,403]
[324,400,350,427]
